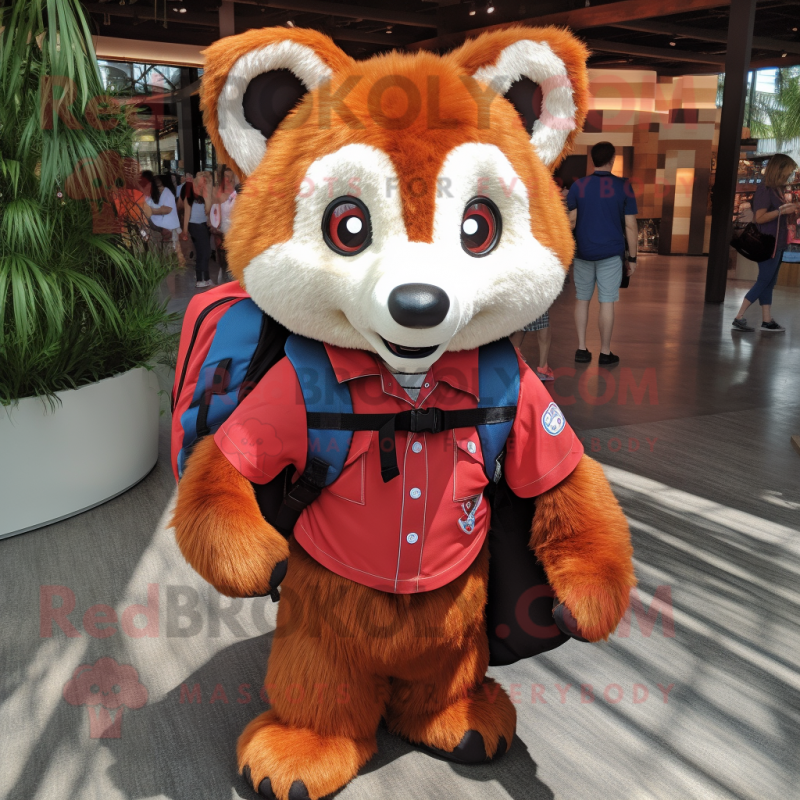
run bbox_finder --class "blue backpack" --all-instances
[173,297,520,530]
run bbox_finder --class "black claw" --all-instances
[257,777,278,800]
[423,729,507,764]
[494,736,508,759]
[287,780,311,800]
[242,767,306,800]
[552,600,589,642]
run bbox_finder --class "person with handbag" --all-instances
[732,153,798,332]
[567,141,639,365]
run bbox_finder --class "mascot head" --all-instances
[201,27,588,372]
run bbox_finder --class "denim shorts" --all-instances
[573,256,622,303]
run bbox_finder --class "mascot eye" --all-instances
[461,198,501,256]
[322,196,371,256]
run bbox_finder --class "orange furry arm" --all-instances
[172,437,291,598]
[530,454,636,641]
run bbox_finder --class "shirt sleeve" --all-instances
[503,354,584,497]
[752,183,775,214]
[566,182,578,211]
[623,179,639,216]
[214,356,308,484]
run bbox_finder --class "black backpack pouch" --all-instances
[485,477,570,666]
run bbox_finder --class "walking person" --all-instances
[142,173,181,256]
[180,171,213,288]
[510,313,553,381]
[567,141,638,365]
[209,167,237,282]
[732,154,798,332]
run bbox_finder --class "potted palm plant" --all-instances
[0,0,176,537]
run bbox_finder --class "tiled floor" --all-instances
[1,256,799,800]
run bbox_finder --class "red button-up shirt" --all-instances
[215,344,583,594]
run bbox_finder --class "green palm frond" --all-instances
[0,0,177,405]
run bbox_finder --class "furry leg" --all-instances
[238,549,390,800]
[385,627,515,761]
[530,453,636,641]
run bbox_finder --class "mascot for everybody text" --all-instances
[171,25,636,800]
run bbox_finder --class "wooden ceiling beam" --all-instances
[234,0,437,29]
[84,4,408,46]
[612,19,800,55]
[409,0,731,51]
[586,38,726,64]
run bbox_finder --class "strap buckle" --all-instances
[409,407,443,433]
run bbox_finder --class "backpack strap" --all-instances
[303,338,519,484]
[273,336,519,531]
[476,338,520,482]
[274,335,355,534]
[176,298,264,478]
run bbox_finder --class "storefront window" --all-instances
[97,59,213,175]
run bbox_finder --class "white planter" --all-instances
[0,368,161,539]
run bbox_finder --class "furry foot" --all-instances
[388,677,515,762]
[238,710,376,800]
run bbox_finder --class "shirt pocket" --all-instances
[453,430,488,502]
[327,431,372,505]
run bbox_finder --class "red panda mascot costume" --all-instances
[171,25,636,800]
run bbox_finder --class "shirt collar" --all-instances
[324,343,480,400]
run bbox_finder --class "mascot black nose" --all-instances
[388,283,450,329]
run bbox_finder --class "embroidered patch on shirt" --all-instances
[458,494,482,534]
[541,402,565,436]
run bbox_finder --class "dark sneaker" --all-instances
[761,320,785,332]
[575,348,592,363]
[598,352,620,366]
[732,317,754,332]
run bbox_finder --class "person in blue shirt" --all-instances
[567,141,639,365]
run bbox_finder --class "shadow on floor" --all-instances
[107,634,552,800]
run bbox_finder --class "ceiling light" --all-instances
[286,19,295,27]
[178,6,186,11]
[782,52,788,57]
[386,26,393,33]
[669,40,676,46]
[794,27,798,32]
[487,4,495,12]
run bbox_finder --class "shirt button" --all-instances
[467,441,477,454]
[409,487,422,499]
[406,532,419,544]
[424,382,430,388]
[412,442,423,453]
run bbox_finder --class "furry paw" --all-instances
[238,710,376,800]
[388,677,515,762]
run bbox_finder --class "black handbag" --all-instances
[485,476,570,666]
[731,222,776,263]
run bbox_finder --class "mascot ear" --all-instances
[200,29,353,177]
[452,28,590,169]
